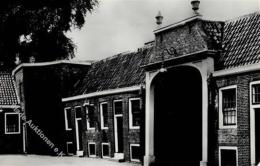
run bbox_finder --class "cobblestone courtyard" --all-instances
[0,155,141,166]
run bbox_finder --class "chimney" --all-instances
[191,0,200,15]
[155,11,163,28]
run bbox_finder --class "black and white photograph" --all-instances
[0,0,259,165]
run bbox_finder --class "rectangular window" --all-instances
[252,84,260,104]
[88,142,96,157]
[75,106,82,119]
[129,98,141,129]
[86,106,95,130]
[5,113,20,134]
[100,102,108,129]
[114,100,123,115]
[130,144,141,162]
[102,143,110,158]
[219,86,237,128]
[66,142,74,155]
[219,147,237,166]
[64,107,72,130]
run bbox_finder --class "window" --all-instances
[219,86,237,128]
[222,89,236,125]
[86,106,95,130]
[64,107,72,130]
[5,113,20,134]
[100,102,108,129]
[102,143,110,158]
[88,142,96,157]
[66,142,74,155]
[252,84,260,104]
[219,147,237,166]
[75,106,82,119]
[129,98,141,129]
[130,144,141,162]
[114,100,123,115]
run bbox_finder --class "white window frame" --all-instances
[100,102,108,130]
[219,85,237,129]
[129,98,141,129]
[130,143,141,162]
[114,100,123,115]
[88,142,96,157]
[250,80,260,165]
[66,142,73,155]
[64,107,72,131]
[74,106,83,152]
[219,146,238,166]
[102,142,110,158]
[113,100,123,153]
[5,112,21,134]
[84,103,95,130]
[74,106,82,120]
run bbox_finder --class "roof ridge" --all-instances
[225,10,260,23]
[95,51,132,64]
[93,45,152,64]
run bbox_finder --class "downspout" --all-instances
[139,82,146,164]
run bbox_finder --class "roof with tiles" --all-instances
[70,46,153,96]
[66,11,260,98]
[0,70,19,106]
[202,20,224,50]
[217,11,260,69]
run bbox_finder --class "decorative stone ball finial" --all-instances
[155,11,163,26]
[29,56,36,63]
[191,0,200,14]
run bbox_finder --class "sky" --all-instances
[67,0,260,61]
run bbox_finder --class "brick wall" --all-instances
[213,72,260,166]
[63,90,144,162]
[150,20,208,64]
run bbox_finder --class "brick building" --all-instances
[0,68,21,154]
[0,1,259,166]
[143,3,260,166]
[62,47,152,161]
[12,61,91,155]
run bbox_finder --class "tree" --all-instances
[0,0,98,66]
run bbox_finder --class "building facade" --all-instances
[0,68,21,154]
[0,2,259,166]
[62,48,150,162]
[12,61,91,155]
[143,8,260,166]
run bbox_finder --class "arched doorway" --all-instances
[153,66,202,166]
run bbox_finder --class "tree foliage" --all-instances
[0,0,98,66]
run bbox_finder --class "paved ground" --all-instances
[0,155,141,166]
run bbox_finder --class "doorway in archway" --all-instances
[153,66,202,166]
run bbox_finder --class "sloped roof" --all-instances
[67,11,260,98]
[70,46,153,96]
[217,11,260,69]
[0,70,19,106]
[201,20,224,50]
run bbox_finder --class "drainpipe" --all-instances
[139,83,146,164]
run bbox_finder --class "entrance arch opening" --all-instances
[153,66,202,166]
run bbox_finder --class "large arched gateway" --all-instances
[144,57,213,166]
[153,66,202,165]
